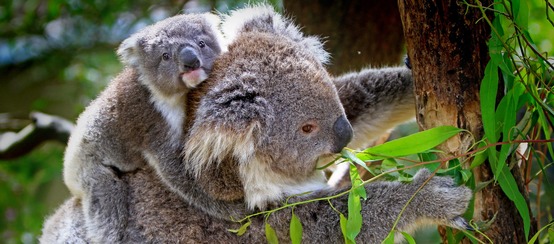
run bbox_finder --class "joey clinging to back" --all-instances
[61,12,225,243]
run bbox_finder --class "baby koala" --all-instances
[62,13,226,243]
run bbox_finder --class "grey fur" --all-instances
[59,13,225,243]
[42,5,472,244]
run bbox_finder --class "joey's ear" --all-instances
[222,5,329,64]
[116,33,143,67]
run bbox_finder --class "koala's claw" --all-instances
[404,55,412,69]
[451,216,474,231]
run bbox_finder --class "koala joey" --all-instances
[61,12,226,243]
[42,5,473,244]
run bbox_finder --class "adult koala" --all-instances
[41,5,472,243]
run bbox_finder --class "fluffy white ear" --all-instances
[202,13,229,53]
[116,33,142,67]
[221,4,329,65]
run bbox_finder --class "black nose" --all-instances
[331,115,353,153]
[180,47,201,70]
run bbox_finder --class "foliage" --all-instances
[0,144,66,244]
[471,0,554,241]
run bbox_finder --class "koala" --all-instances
[42,5,472,244]
[60,12,226,243]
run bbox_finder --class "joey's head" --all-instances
[185,5,353,210]
[117,13,226,99]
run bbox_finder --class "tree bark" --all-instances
[398,0,535,243]
[283,0,405,75]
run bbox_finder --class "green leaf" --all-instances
[512,0,529,29]
[265,222,279,244]
[400,232,416,244]
[488,16,504,60]
[349,164,367,199]
[459,169,472,184]
[528,221,554,244]
[339,213,354,244]
[364,126,463,158]
[342,150,372,173]
[345,163,364,242]
[470,148,487,169]
[446,227,456,244]
[228,220,251,236]
[548,226,554,243]
[491,164,531,239]
[290,213,303,244]
[480,60,499,143]
[382,231,395,244]
[346,188,363,241]
[495,90,516,178]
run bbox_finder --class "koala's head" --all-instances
[185,6,353,210]
[117,13,225,99]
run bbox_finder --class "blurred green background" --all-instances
[0,0,552,243]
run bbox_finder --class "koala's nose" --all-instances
[180,47,201,70]
[331,115,353,153]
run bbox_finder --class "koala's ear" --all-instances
[221,5,329,64]
[197,74,270,130]
[202,13,229,53]
[116,34,143,67]
[185,74,268,177]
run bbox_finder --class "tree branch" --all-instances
[0,112,74,160]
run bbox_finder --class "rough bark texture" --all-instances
[398,0,535,243]
[283,0,405,75]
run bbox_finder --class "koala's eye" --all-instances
[162,53,170,61]
[198,41,206,48]
[301,123,318,134]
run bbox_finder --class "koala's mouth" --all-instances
[180,68,208,88]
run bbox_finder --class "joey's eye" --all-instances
[162,53,170,61]
[198,40,206,48]
[301,123,317,134]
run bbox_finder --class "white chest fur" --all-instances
[151,93,185,145]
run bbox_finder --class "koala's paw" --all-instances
[404,55,412,69]
[413,169,473,230]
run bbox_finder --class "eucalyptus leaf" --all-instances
[290,213,303,244]
[364,126,463,158]
[527,221,554,244]
[346,189,363,241]
[342,150,372,173]
[492,164,531,239]
[228,220,251,236]
[265,222,279,244]
[400,232,416,244]
[382,231,395,244]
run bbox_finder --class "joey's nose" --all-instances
[331,115,353,153]
[180,47,201,70]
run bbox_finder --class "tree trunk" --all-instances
[398,0,535,242]
[283,0,405,75]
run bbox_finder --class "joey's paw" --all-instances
[413,169,473,230]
